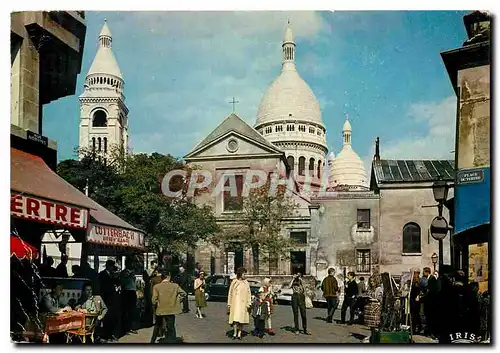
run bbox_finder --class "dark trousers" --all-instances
[102,296,121,339]
[340,296,355,324]
[253,317,265,337]
[410,301,421,334]
[181,294,189,313]
[291,294,307,331]
[325,296,338,323]
[121,290,137,335]
[150,315,176,343]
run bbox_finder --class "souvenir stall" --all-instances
[363,273,411,344]
[10,148,97,342]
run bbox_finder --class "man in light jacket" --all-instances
[150,271,187,343]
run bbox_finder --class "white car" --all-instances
[276,283,293,304]
[277,280,327,307]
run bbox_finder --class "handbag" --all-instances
[305,295,313,309]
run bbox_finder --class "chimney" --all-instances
[374,137,380,161]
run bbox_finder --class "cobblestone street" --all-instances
[118,297,371,344]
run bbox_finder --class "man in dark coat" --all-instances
[340,272,358,325]
[423,267,439,338]
[175,266,190,313]
[55,254,69,278]
[98,260,120,341]
[120,259,138,336]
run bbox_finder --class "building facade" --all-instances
[441,11,491,292]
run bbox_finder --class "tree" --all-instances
[212,184,299,275]
[57,149,219,268]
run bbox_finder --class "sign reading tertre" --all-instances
[87,223,145,249]
[11,193,88,229]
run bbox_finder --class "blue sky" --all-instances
[43,11,467,170]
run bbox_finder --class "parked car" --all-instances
[276,279,327,307]
[205,274,261,301]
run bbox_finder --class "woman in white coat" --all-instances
[227,267,252,340]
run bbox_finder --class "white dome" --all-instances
[256,70,323,126]
[87,21,123,80]
[343,119,352,131]
[329,146,368,187]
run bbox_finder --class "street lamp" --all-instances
[430,178,450,270]
[432,179,449,217]
[431,253,438,272]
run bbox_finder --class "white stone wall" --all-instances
[378,185,453,275]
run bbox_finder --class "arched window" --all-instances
[92,110,107,127]
[402,223,421,253]
[317,160,322,178]
[97,137,102,152]
[287,156,295,172]
[104,137,108,153]
[92,137,96,151]
[298,156,305,176]
[309,158,315,176]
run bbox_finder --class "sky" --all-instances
[43,11,468,171]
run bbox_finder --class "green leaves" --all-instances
[57,148,219,260]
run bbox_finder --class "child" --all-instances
[252,288,269,338]
[260,278,275,335]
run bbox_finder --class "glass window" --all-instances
[402,223,421,253]
[356,249,371,273]
[222,174,244,212]
[357,209,371,229]
[290,231,307,245]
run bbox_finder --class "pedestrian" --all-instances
[290,273,310,335]
[120,259,138,336]
[340,271,358,325]
[251,288,269,339]
[410,269,422,334]
[321,268,339,323]
[365,275,383,342]
[227,267,252,340]
[194,271,207,318]
[150,271,187,343]
[175,266,190,313]
[260,277,275,335]
[98,260,121,341]
[55,254,69,278]
[418,267,431,334]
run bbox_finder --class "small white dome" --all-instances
[87,21,123,80]
[284,26,294,43]
[329,146,368,188]
[343,119,352,131]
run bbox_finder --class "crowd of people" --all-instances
[36,255,491,344]
[408,266,490,343]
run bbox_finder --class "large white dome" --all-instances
[256,69,323,126]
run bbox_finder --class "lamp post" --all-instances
[431,253,438,272]
[430,178,450,270]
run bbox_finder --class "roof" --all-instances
[11,148,96,210]
[89,199,142,233]
[372,159,455,184]
[186,113,282,157]
[87,22,123,79]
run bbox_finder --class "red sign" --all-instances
[87,223,145,249]
[10,193,88,230]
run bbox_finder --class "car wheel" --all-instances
[205,292,210,301]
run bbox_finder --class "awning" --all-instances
[454,167,490,234]
[86,200,145,250]
[11,148,96,230]
[11,234,39,260]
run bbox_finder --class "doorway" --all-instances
[290,251,306,275]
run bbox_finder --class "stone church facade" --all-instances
[187,23,455,280]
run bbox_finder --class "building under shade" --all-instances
[441,10,491,293]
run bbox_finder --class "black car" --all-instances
[205,274,261,301]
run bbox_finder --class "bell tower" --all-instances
[78,20,129,158]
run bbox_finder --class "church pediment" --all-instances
[185,131,283,160]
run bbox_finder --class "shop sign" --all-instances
[457,168,484,185]
[87,223,145,249]
[10,193,88,229]
[26,131,48,147]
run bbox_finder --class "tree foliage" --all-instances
[213,184,299,274]
[57,147,219,265]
